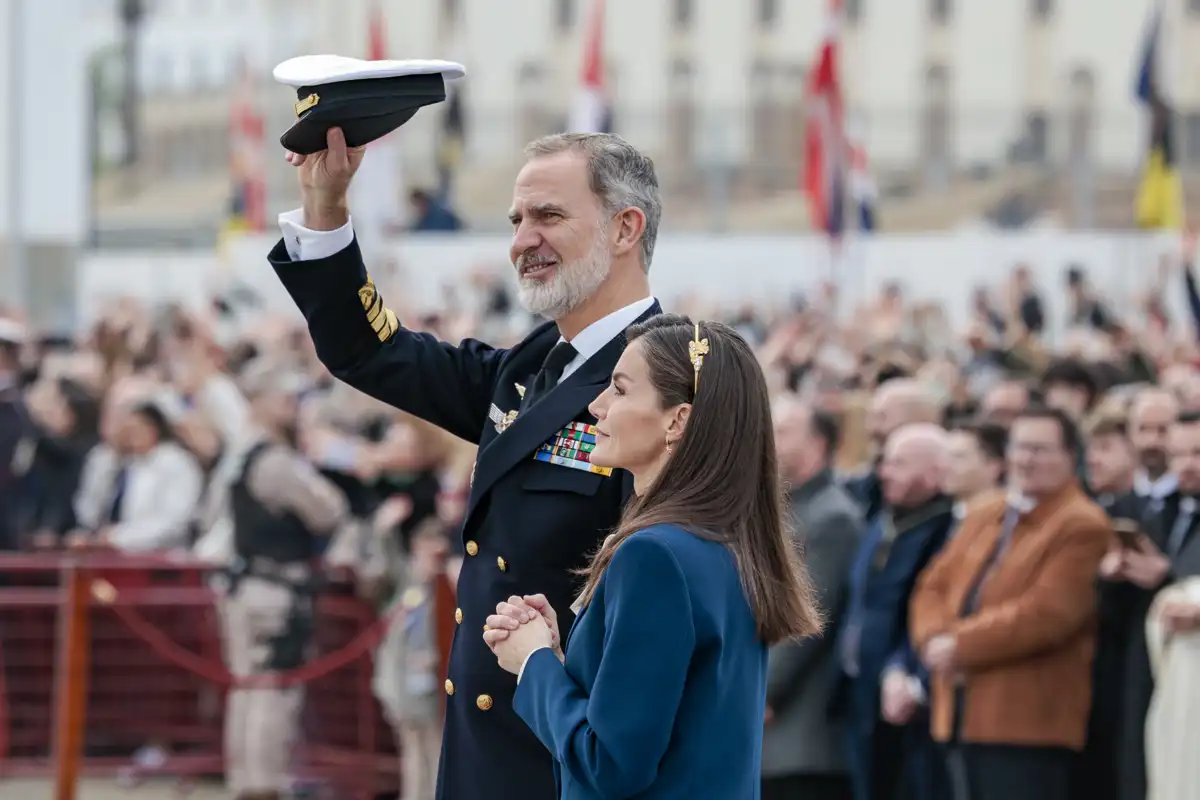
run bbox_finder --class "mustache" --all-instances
[515,252,558,269]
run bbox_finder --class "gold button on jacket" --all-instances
[455,607,463,624]
[497,556,507,572]
[476,694,493,711]
[445,679,455,696]
[465,540,479,556]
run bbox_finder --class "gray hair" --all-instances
[524,132,662,272]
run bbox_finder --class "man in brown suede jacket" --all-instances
[910,406,1111,800]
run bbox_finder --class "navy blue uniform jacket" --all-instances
[269,237,660,800]
[515,524,768,800]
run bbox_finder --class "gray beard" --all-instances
[517,233,612,320]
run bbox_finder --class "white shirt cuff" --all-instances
[517,646,551,684]
[278,208,355,261]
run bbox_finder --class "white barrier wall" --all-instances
[79,230,1182,343]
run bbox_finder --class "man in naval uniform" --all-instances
[268,61,663,800]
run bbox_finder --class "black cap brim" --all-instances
[280,73,447,155]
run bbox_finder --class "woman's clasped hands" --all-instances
[483,594,565,675]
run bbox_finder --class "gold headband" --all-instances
[688,322,709,395]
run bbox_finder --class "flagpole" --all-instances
[6,0,26,315]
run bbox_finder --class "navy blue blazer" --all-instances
[270,236,660,800]
[514,524,767,800]
[836,499,954,717]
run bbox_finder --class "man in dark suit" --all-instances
[271,126,662,800]
[764,398,863,800]
[1090,390,1178,800]
[843,379,941,521]
[837,423,955,800]
[0,319,31,551]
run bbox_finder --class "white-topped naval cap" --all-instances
[273,55,466,88]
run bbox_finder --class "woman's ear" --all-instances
[666,404,692,443]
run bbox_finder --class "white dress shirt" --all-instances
[1135,471,1179,515]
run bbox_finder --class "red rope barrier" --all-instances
[96,580,404,689]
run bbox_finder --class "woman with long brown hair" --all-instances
[483,313,820,799]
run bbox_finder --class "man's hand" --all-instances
[286,127,365,231]
[881,669,919,726]
[922,634,957,675]
[1116,536,1172,590]
[1099,548,1124,580]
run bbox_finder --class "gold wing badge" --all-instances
[359,277,398,342]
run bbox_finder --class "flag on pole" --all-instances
[224,53,265,234]
[568,0,610,133]
[803,0,846,239]
[351,0,404,242]
[848,132,877,232]
[1134,0,1183,230]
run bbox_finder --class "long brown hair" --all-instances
[577,314,822,644]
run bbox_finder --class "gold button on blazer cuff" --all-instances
[465,540,479,556]
[482,624,490,631]
[455,608,463,624]
[445,679,455,696]
[476,694,493,711]
[497,556,507,572]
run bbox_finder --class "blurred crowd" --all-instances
[3,246,1200,799]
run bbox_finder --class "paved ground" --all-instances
[0,778,227,798]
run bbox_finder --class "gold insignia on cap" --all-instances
[295,93,319,115]
[515,383,526,398]
[359,277,398,342]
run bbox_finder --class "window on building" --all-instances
[930,0,951,24]
[555,0,573,32]
[1025,113,1049,164]
[516,62,553,144]
[750,60,781,189]
[757,0,778,28]
[673,0,692,29]
[1184,111,1200,167]
[922,63,952,188]
[845,0,864,24]
[667,58,696,178]
[1031,0,1053,21]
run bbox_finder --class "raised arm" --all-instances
[270,127,507,443]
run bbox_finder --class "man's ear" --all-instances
[611,207,647,259]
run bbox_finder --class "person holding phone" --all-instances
[1089,401,1199,800]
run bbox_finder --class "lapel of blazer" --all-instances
[465,301,661,519]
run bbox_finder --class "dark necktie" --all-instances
[524,341,578,410]
[1167,498,1196,558]
[107,466,129,525]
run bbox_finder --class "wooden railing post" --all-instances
[52,560,91,800]
[432,557,457,716]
